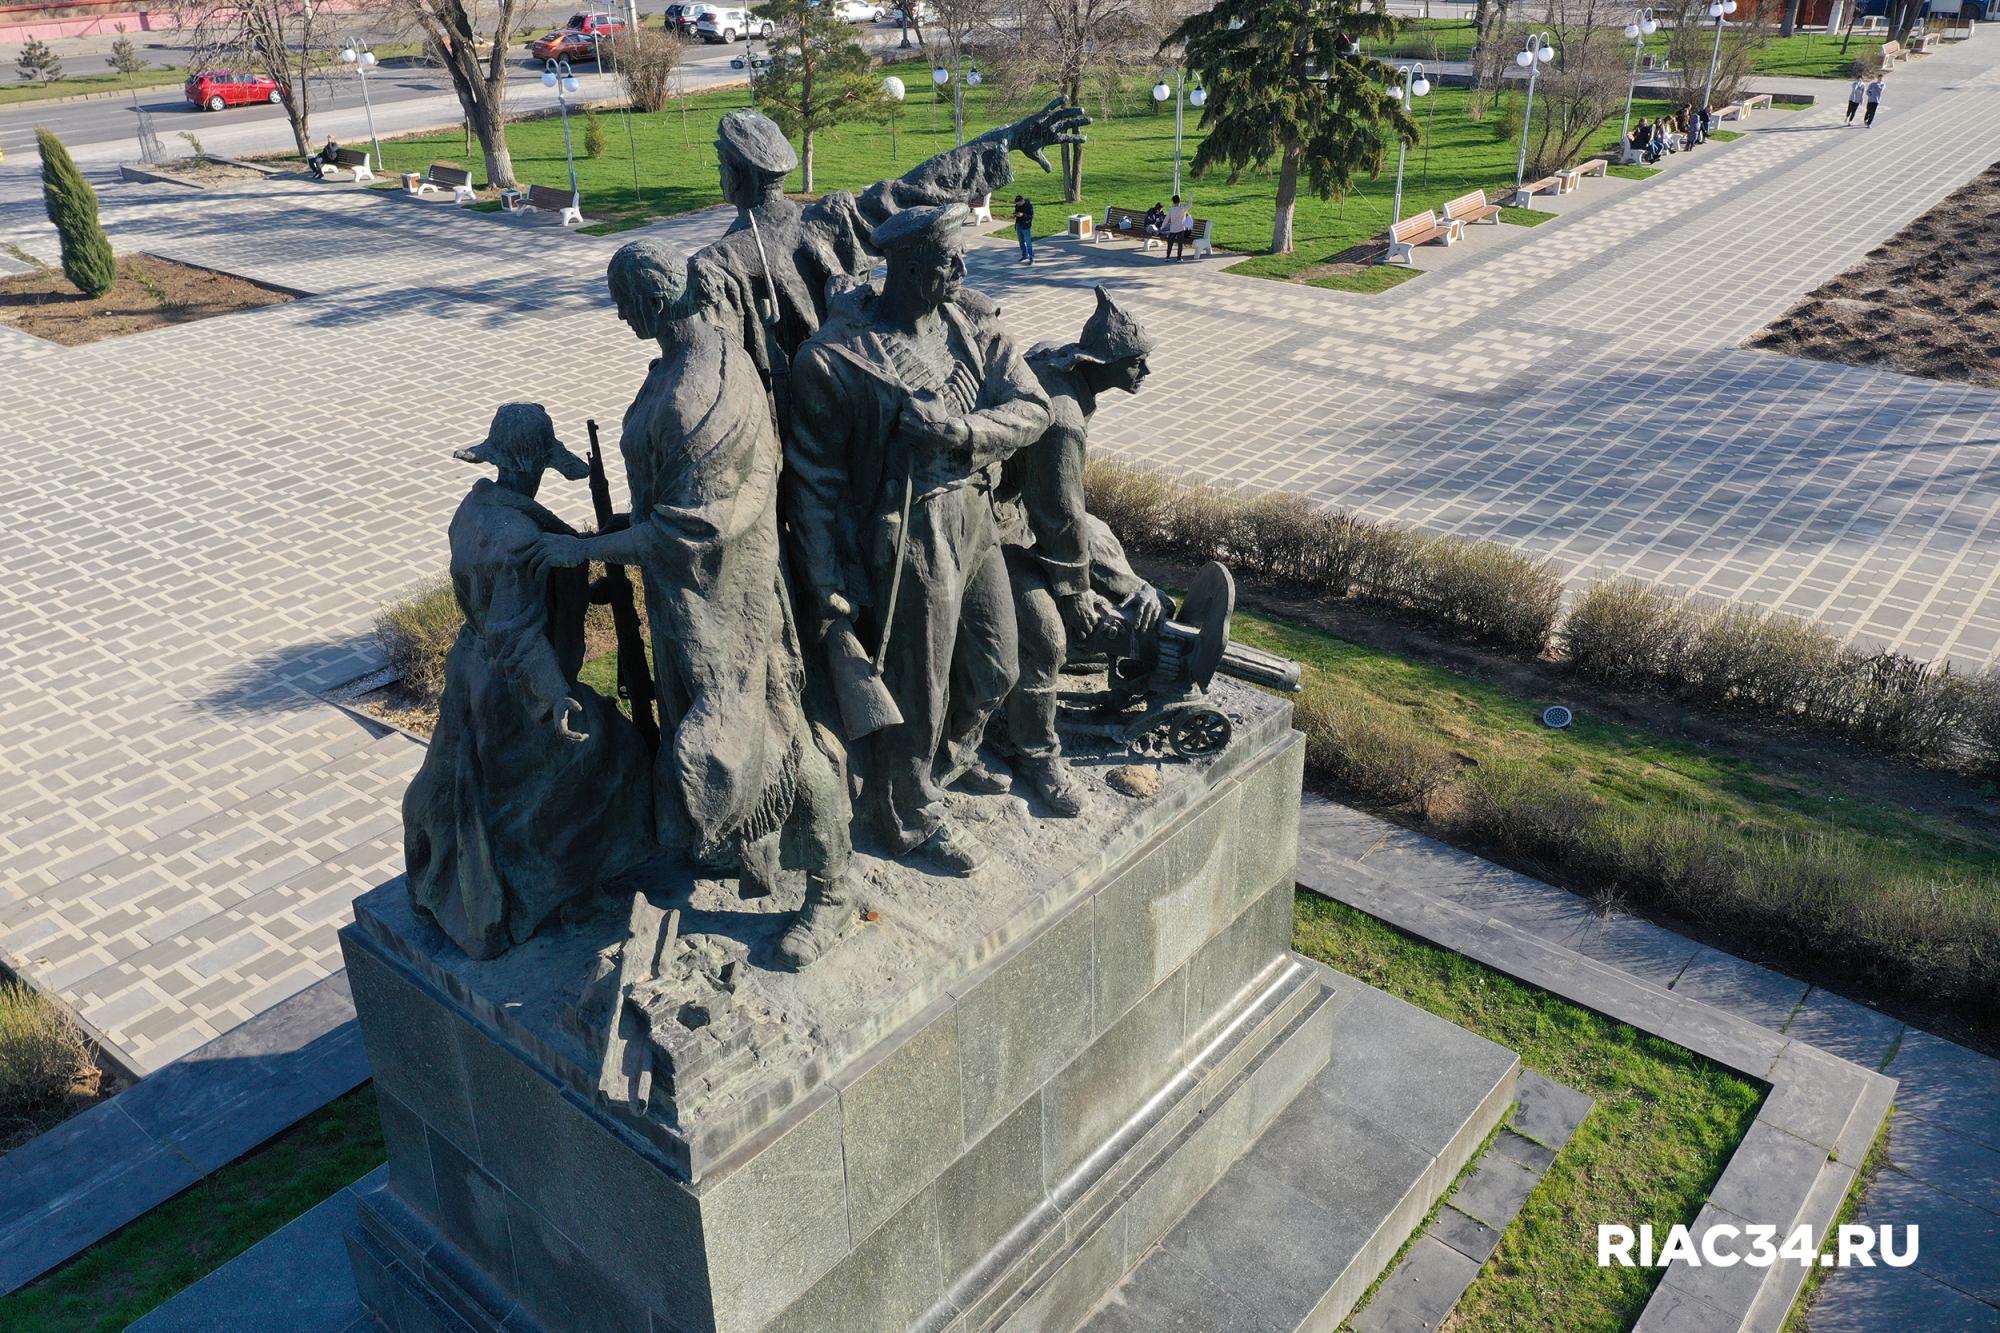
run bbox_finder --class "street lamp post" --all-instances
[1510,31,1555,206]
[882,74,906,165]
[1618,8,1659,163]
[930,59,979,147]
[1384,62,1431,225]
[338,38,382,172]
[1702,0,1739,114]
[542,58,582,202]
[1150,67,1207,200]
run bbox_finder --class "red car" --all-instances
[564,10,627,33]
[529,29,600,60]
[185,69,284,112]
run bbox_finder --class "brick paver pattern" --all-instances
[0,37,1995,1078]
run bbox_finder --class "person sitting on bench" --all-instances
[1142,202,1167,240]
[307,136,342,181]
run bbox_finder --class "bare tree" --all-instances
[176,0,334,155]
[378,0,531,189]
[1519,0,1629,174]
[995,0,1140,200]
[618,27,686,112]
[1656,0,1765,107]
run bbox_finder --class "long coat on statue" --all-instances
[404,479,653,960]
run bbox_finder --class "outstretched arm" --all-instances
[857,99,1092,226]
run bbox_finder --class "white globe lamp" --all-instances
[882,75,905,100]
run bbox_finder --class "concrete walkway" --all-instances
[0,27,1994,1315]
[1301,798,2000,1330]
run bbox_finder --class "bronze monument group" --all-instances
[402,103,1174,972]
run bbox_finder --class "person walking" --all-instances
[1013,194,1035,264]
[1163,194,1193,261]
[1865,74,1885,127]
[1845,75,1865,124]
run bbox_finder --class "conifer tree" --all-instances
[751,0,878,192]
[17,36,63,83]
[36,128,117,299]
[1167,0,1416,254]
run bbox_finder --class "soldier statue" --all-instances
[530,240,856,969]
[787,204,1051,874]
[404,405,655,961]
[996,289,1172,814]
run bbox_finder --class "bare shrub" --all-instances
[1294,686,1457,807]
[1398,535,1563,654]
[1446,759,1603,864]
[1846,653,1980,760]
[1970,670,2000,774]
[1084,460,1177,549]
[375,577,463,707]
[0,981,92,1128]
[617,29,686,113]
[1563,581,1697,687]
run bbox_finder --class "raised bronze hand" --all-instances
[1003,98,1092,173]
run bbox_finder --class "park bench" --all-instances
[1555,158,1608,192]
[969,193,993,224]
[1383,210,1461,264]
[521,183,582,226]
[1509,173,1563,207]
[1880,38,1905,62]
[412,163,476,204]
[1096,203,1161,245]
[1441,189,1502,226]
[325,147,375,184]
[1912,31,1939,53]
[1182,217,1215,258]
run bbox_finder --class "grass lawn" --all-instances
[0,68,185,108]
[0,1086,385,1333]
[1298,894,1764,1331]
[362,60,1678,283]
[1233,608,2000,887]
[1608,162,1660,179]
[1362,18,1881,78]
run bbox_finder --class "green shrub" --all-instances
[584,105,607,159]
[36,127,116,299]
[0,980,91,1126]
[374,577,463,706]
[1294,685,1457,807]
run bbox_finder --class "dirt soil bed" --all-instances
[1750,160,2000,388]
[146,158,272,187]
[0,254,295,347]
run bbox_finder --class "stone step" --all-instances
[1074,966,1520,1333]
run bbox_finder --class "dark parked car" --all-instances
[663,2,698,32]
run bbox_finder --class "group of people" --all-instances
[1628,102,1717,164]
[409,101,1181,973]
[1846,73,1888,127]
[1011,194,1198,263]
[1140,196,1198,260]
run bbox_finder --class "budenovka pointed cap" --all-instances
[1075,286,1152,364]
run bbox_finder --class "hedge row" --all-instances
[1295,680,2000,1017]
[1085,461,2000,771]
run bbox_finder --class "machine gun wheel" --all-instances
[1168,707,1231,759]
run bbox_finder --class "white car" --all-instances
[693,6,772,41]
[819,0,879,19]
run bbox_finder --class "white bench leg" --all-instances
[1194,234,1211,258]
[454,185,475,205]
[1387,241,1413,265]
[561,204,582,227]
[353,164,376,185]
[413,182,437,197]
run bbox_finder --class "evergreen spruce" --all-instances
[1168,0,1417,254]
[36,128,117,299]
[17,36,63,83]
[750,0,877,193]
[583,105,607,159]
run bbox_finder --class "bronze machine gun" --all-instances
[1061,562,1302,759]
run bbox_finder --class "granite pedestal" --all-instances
[340,681,1334,1333]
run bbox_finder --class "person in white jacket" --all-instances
[1846,76,1865,125]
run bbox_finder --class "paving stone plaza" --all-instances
[1,28,1998,1331]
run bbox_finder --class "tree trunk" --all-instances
[1779,0,1803,38]
[1062,75,1083,201]
[474,71,517,189]
[1271,142,1301,253]
[803,131,816,193]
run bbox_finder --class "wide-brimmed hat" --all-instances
[454,403,590,479]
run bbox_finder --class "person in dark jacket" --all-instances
[1013,194,1035,263]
